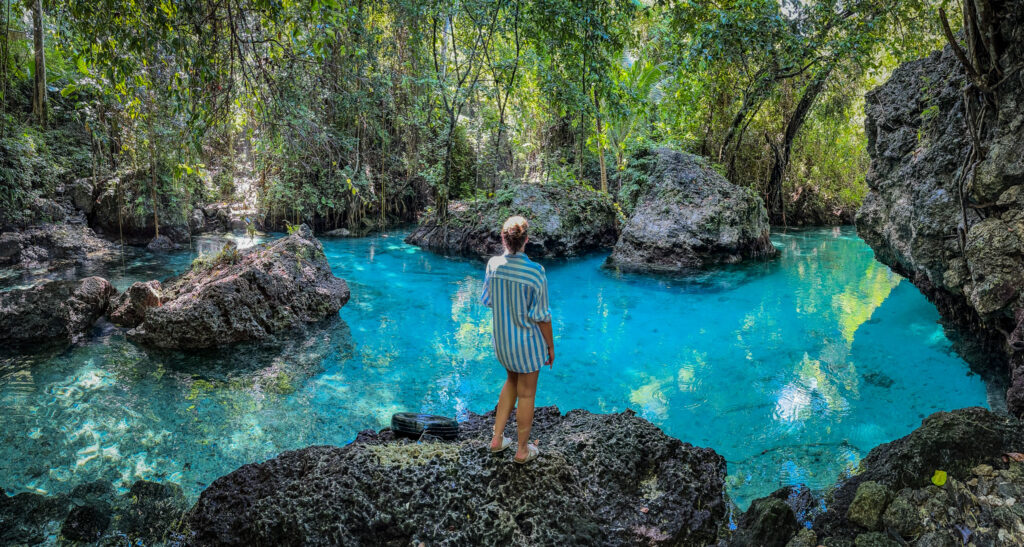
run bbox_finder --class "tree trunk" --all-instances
[31,0,46,126]
[765,65,834,224]
[593,87,607,193]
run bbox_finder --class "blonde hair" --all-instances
[501,216,529,253]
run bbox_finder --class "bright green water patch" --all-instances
[0,227,989,509]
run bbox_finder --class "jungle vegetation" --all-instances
[0,0,958,232]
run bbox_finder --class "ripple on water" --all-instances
[0,227,991,509]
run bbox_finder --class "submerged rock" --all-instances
[0,491,72,545]
[61,503,111,542]
[1,479,187,545]
[0,276,116,347]
[187,407,728,546]
[857,1,1024,416]
[605,148,776,273]
[127,224,350,349]
[405,183,618,259]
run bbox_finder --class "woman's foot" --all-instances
[490,435,511,453]
[514,443,539,464]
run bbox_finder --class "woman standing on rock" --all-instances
[482,216,555,464]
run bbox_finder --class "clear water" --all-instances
[0,227,990,508]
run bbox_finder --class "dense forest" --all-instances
[1,0,953,235]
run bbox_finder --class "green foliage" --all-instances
[0,0,959,229]
[190,242,240,272]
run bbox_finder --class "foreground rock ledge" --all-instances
[127,225,350,350]
[606,148,776,273]
[732,407,1024,546]
[186,407,727,546]
[405,183,618,259]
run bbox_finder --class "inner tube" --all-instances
[391,413,459,441]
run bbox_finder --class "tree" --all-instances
[30,0,44,126]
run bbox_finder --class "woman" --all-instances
[481,215,555,464]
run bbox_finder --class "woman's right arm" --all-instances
[538,320,554,367]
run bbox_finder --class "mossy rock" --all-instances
[846,481,893,530]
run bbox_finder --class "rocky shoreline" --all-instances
[856,1,1024,417]
[4,406,1024,546]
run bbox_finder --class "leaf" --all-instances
[1003,452,1024,463]
[931,470,947,486]
[76,57,88,75]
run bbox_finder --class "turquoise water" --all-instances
[0,227,990,508]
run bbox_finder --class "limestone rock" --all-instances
[605,148,776,273]
[0,276,116,347]
[127,225,350,349]
[69,178,96,214]
[61,503,110,542]
[853,532,899,547]
[108,280,163,328]
[146,234,179,252]
[187,407,728,546]
[846,482,893,530]
[856,0,1024,415]
[323,227,352,237]
[405,183,617,259]
[0,224,117,274]
[880,494,920,537]
[731,495,799,547]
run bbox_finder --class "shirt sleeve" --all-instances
[527,268,551,323]
[481,262,493,308]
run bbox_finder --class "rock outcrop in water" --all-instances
[0,224,118,275]
[186,407,728,546]
[127,225,350,350]
[857,3,1024,415]
[0,276,116,347]
[605,148,776,273]
[405,183,618,259]
[108,280,163,328]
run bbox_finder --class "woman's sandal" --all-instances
[514,443,539,464]
[490,436,512,454]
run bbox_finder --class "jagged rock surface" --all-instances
[605,148,776,273]
[127,225,350,349]
[107,280,163,328]
[857,4,1024,415]
[186,407,728,546]
[0,224,118,275]
[0,276,116,347]
[405,183,618,259]
[811,408,1024,544]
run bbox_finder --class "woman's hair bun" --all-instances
[501,216,529,252]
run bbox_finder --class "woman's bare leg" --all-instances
[514,371,540,460]
[490,370,518,450]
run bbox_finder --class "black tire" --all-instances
[391,413,459,441]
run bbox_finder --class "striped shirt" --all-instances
[481,252,552,373]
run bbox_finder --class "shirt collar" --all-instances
[503,251,528,259]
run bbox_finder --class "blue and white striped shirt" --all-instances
[481,252,552,373]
